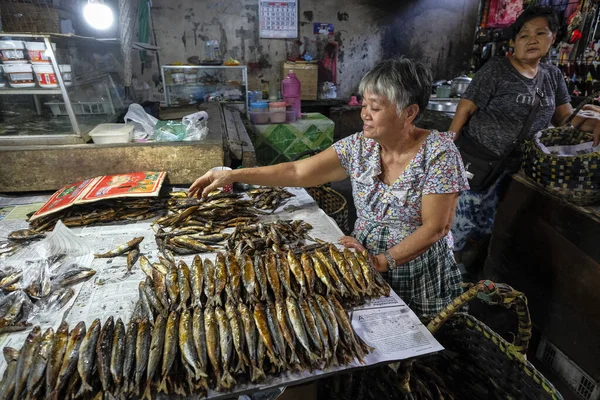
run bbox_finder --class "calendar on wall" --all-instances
[259,1,298,39]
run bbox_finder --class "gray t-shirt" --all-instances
[462,57,570,156]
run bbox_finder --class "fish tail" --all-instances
[289,348,301,365]
[75,381,93,397]
[157,377,168,393]
[142,382,153,400]
[218,370,237,390]
[251,366,267,383]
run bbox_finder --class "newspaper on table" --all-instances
[0,187,444,396]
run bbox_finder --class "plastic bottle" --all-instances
[281,71,301,118]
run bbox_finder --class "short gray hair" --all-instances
[358,57,432,123]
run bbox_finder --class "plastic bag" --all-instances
[1,221,94,320]
[124,103,158,141]
[154,120,187,141]
[182,111,209,141]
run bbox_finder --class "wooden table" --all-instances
[483,172,600,379]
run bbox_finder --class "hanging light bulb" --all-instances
[83,0,114,30]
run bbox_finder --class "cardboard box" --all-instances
[282,61,318,100]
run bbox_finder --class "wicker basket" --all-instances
[306,186,349,234]
[319,281,563,400]
[523,93,600,206]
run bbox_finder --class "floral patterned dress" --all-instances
[332,130,470,316]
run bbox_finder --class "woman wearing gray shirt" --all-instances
[449,6,600,270]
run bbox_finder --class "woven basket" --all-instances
[306,186,349,234]
[523,93,600,206]
[318,281,563,400]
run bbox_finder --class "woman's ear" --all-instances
[403,104,420,126]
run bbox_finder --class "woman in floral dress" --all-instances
[189,58,470,316]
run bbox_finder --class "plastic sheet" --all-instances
[1,221,94,317]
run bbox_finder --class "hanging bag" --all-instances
[456,71,544,192]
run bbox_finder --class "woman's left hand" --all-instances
[338,236,389,272]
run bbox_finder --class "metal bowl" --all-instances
[426,99,459,113]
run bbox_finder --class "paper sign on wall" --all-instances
[259,1,298,39]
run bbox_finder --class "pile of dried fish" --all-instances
[0,245,389,399]
[225,220,315,255]
[26,197,168,233]
[94,236,144,274]
[155,193,265,255]
[0,254,96,334]
[246,187,295,211]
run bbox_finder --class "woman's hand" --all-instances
[338,236,366,252]
[188,169,234,198]
[338,236,388,272]
[372,253,388,272]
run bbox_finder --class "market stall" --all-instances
[0,174,446,399]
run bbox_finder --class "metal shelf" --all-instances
[0,88,62,95]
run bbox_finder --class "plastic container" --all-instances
[59,64,72,86]
[204,40,221,60]
[184,71,197,84]
[172,72,185,84]
[89,123,134,144]
[281,71,301,118]
[25,41,56,64]
[436,84,452,98]
[268,101,287,123]
[286,110,297,123]
[250,101,268,113]
[3,64,35,88]
[0,40,26,64]
[33,64,58,88]
[249,112,269,125]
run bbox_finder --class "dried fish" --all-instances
[215,306,236,390]
[111,318,127,391]
[190,255,204,307]
[46,321,68,395]
[26,327,54,397]
[52,321,85,399]
[95,237,144,258]
[75,318,101,396]
[96,316,114,393]
[127,248,141,273]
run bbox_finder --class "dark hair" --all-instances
[510,6,559,40]
[358,57,432,123]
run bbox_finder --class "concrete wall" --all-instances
[141,0,479,98]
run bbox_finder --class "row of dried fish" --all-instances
[0,290,370,400]
[26,197,168,233]
[245,187,295,211]
[136,246,388,317]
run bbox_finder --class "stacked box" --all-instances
[251,113,334,165]
[282,61,318,100]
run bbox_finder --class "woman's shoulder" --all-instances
[334,131,378,151]
[539,61,564,80]
[424,130,460,158]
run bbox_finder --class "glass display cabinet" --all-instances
[160,65,248,115]
[0,33,127,146]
